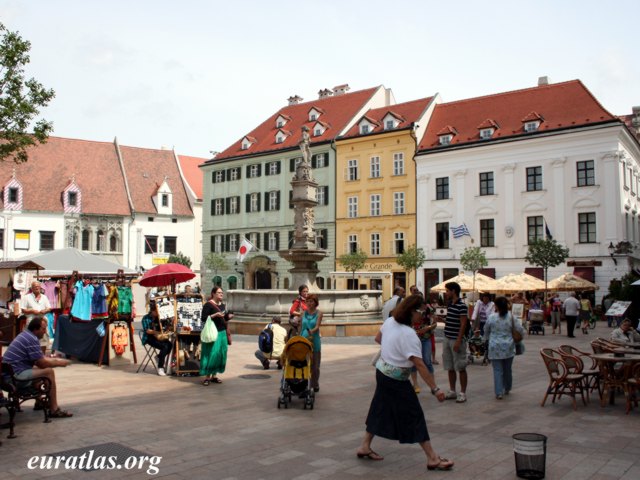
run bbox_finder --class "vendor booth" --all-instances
[0,259,45,342]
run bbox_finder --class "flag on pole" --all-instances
[237,237,254,262]
[544,218,553,240]
[450,223,471,239]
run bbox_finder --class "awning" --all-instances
[0,260,44,271]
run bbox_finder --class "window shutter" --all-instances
[264,192,269,211]
[276,191,280,210]
[237,167,242,180]
[257,164,262,177]
[235,234,240,248]
[324,155,329,167]
[210,235,215,252]
[211,172,216,183]
[257,193,261,211]
[210,199,216,216]
[265,163,271,176]
[275,232,280,250]
[221,170,226,182]
[289,190,293,209]
[245,194,250,213]
[288,230,294,247]
[263,232,269,250]
[225,197,230,214]
[246,165,251,177]
[321,229,328,249]
[276,161,281,174]
[225,234,230,252]
[311,155,317,169]
[324,186,329,205]
[290,158,295,172]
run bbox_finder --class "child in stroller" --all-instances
[277,335,315,410]
[467,330,489,365]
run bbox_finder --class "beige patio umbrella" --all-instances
[491,273,546,294]
[547,273,599,292]
[430,272,498,293]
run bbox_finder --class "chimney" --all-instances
[538,76,550,86]
[318,88,332,99]
[332,84,350,95]
[632,106,640,135]
[287,95,303,106]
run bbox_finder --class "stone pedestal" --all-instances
[278,248,328,291]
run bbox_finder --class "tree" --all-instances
[0,23,55,163]
[168,252,192,268]
[525,238,569,299]
[608,271,640,301]
[396,245,426,287]
[204,252,227,277]
[338,249,368,288]
[460,246,488,294]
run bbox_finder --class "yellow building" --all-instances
[334,97,438,299]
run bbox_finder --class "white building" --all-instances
[415,79,640,302]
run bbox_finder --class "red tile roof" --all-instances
[419,80,618,151]
[178,155,206,200]
[619,114,640,141]
[342,97,434,139]
[0,136,131,215]
[119,146,193,216]
[212,86,382,161]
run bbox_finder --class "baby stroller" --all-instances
[277,336,315,410]
[528,309,545,335]
[467,334,489,365]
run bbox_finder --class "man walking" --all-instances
[563,292,580,338]
[442,282,468,403]
[382,286,405,320]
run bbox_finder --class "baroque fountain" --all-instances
[225,126,383,336]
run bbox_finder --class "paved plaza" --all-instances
[1,322,639,479]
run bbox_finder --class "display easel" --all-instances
[172,293,205,375]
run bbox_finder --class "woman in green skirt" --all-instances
[200,286,233,385]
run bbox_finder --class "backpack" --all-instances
[258,324,274,354]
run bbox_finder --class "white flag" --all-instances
[237,237,253,262]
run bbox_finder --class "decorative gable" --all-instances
[241,136,257,151]
[437,125,457,145]
[308,107,324,122]
[3,173,23,211]
[522,111,544,132]
[358,116,379,135]
[312,120,329,137]
[154,178,173,215]
[382,112,404,130]
[275,114,291,129]
[275,129,291,144]
[63,177,82,214]
[477,119,499,139]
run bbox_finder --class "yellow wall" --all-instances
[335,130,417,300]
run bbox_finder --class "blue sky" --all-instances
[2,0,638,158]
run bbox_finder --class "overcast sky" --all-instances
[2,0,638,158]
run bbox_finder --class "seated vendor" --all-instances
[141,301,173,376]
[610,318,640,344]
[3,316,72,417]
[255,316,287,370]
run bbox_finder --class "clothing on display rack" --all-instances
[70,280,95,321]
[91,283,108,318]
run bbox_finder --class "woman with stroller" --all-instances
[356,294,453,471]
[300,293,322,392]
[483,296,526,399]
[200,286,233,385]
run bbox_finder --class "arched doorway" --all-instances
[245,255,277,289]
[255,269,272,289]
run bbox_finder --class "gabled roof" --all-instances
[0,136,131,215]
[419,80,618,151]
[178,155,206,201]
[477,119,499,129]
[342,97,434,138]
[119,146,193,216]
[212,86,382,161]
[522,111,544,123]
[436,125,457,136]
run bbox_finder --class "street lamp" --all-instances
[608,242,617,266]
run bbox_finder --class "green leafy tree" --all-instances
[396,245,426,287]
[168,252,192,268]
[525,238,569,299]
[608,271,640,301]
[0,23,55,163]
[460,246,488,294]
[338,249,368,288]
[204,252,227,277]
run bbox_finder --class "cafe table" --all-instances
[591,353,640,407]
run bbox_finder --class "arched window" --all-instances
[316,277,324,289]
[96,230,104,251]
[227,275,237,290]
[109,234,118,252]
[283,278,290,290]
[213,276,222,287]
[81,229,90,251]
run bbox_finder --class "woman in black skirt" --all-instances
[356,294,454,471]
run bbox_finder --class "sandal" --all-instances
[49,408,73,418]
[356,449,384,461]
[202,379,210,386]
[427,457,454,471]
[211,377,222,384]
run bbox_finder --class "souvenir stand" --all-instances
[172,293,205,375]
[0,260,44,342]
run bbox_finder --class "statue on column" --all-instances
[295,126,312,181]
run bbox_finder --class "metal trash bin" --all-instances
[513,433,547,479]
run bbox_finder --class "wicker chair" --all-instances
[626,363,640,414]
[559,344,601,399]
[540,348,587,410]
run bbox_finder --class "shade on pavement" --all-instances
[430,272,497,293]
[547,272,599,291]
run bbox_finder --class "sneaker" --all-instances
[157,368,166,377]
[456,392,467,403]
[414,386,421,394]
[496,394,503,400]
[444,390,457,400]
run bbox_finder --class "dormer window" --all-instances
[439,134,453,145]
[479,128,494,139]
[361,125,370,134]
[312,121,326,137]
[68,191,78,206]
[275,129,290,145]
[276,114,289,129]
[241,136,256,150]
[524,121,540,132]
[385,120,394,130]
[161,194,169,207]
[308,107,322,122]
[382,113,402,131]
[8,187,18,203]
[155,179,172,215]
[276,135,284,144]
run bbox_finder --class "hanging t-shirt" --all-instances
[91,284,108,317]
[117,286,133,314]
[42,281,59,309]
[70,281,95,321]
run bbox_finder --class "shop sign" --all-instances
[152,254,170,265]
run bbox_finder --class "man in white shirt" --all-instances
[471,293,495,336]
[21,281,52,352]
[382,287,405,320]
[255,316,288,369]
[563,293,580,339]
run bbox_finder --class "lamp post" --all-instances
[608,242,617,266]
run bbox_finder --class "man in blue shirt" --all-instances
[3,317,73,417]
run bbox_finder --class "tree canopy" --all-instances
[204,252,227,276]
[338,249,368,284]
[460,246,488,294]
[525,238,569,298]
[168,252,192,268]
[396,245,426,285]
[0,22,55,163]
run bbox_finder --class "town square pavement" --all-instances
[1,322,639,479]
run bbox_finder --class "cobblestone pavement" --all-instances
[1,322,639,479]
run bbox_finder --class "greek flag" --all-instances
[450,223,470,239]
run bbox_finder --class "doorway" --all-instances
[255,269,272,289]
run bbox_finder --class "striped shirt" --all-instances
[2,330,44,375]
[444,299,468,340]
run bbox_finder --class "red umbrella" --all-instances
[139,263,195,288]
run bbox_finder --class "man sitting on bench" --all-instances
[2,316,73,418]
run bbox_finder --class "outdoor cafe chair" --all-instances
[625,362,640,414]
[559,345,601,399]
[540,348,587,410]
[136,330,164,375]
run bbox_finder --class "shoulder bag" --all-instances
[511,313,525,355]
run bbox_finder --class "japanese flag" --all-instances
[237,237,253,262]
